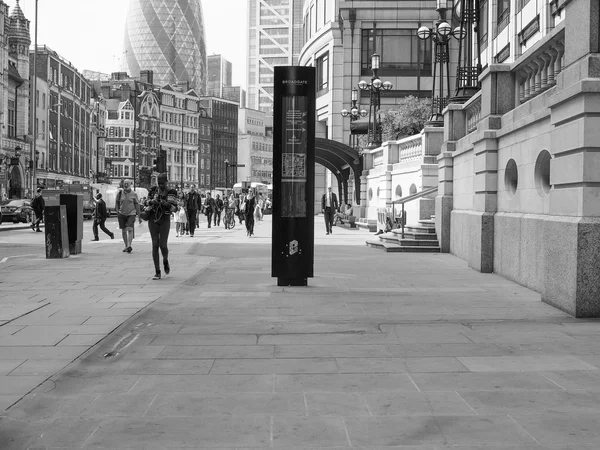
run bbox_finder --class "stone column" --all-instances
[436,104,464,253]
[544,0,600,316]
[436,151,453,253]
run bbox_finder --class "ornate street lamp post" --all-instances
[358,53,393,149]
[340,88,367,150]
[417,1,464,125]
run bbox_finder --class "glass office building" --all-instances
[123,0,207,94]
[246,0,304,114]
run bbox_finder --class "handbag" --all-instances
[139,208,151,221]
[240,201,246,213]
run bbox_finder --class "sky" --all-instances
[5,0,248,88]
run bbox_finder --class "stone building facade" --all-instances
[0,0,30,199]
[159,83,200,188]
[436,0,600,317]
[237,108,273,186]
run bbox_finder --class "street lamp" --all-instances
[224,159,245,198]
[358,53,393,149]
[341,88,367,150]
[30,0,39,193]
[417,1,464,125]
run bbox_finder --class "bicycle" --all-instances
[224,206,236,230]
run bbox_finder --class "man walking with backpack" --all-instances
[30,187,45,232]
[91,193,114,241]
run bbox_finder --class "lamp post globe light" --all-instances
[417,1,465,125]
[340,88,368,121]
[358,53,393,150]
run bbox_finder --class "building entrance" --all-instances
[315,138,362,205]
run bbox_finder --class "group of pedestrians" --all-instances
[87,176,271,279]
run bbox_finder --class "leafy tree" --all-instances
[383,96,431,140]
[358,96,431,149]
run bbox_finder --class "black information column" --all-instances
[271,66,315,286]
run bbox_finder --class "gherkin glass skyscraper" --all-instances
[123,0,207,93]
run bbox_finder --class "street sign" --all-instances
[271,66,315,287]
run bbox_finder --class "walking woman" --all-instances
[142,174,178,280]
[175,191,187,237]
[244,188,257,237]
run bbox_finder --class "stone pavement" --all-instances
[1,215,600,449]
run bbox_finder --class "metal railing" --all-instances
[386,186,438,238]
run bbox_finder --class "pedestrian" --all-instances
[237,193,246,224]
[90,193,115,241]
[30,187,45,233]
[142,173,178,280]
[320,186,338,235]
[204,192,215,228]
[116,180,141,253]
[185,184,201,237]
[255,193,264,222]
[175,191,187,237]
[244,188,257,237]
[214,194,224,227]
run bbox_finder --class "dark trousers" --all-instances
[324,207,334,233]
[148,215,170,273]
[214,210,221,226]
[186,208,197,235]
[93,218,112,239]
[206,211,213,227]
[33,209,43,230]
[245,213,254,235]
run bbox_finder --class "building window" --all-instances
[497,0,510,34]
[316,53,329,93]
[479,0,489,51]
[361,29,432,76]
[7,100,15,138]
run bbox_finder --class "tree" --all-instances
[357,96,431,149]
[383,96,431,141]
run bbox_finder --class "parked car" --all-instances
[0,199,33,223]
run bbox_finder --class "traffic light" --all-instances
[152,156,167,174]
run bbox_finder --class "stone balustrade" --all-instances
[399,134,423,162]
[372,149,384,167]
[515,26,565,104]
[464,92,482,135]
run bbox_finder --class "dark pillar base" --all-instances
[278,278,308,287]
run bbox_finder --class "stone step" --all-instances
[378,233,439,247]
[397,225,437,234]
[391,229,438,240]
[398,238,440,247]
[419,219,436,227]
[366,240,440,253]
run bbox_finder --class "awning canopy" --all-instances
[350,117,369,135]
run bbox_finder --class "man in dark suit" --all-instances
[321,186,338,235]
[91,193,114,241]
[204,192,216,228]
[185,185,201,237]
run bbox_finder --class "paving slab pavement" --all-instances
[1,216,600,449]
